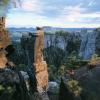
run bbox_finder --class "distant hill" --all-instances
[7,27,95,33]
[43,26,95,33]
[7,27,95,43]
[7,27,36,33]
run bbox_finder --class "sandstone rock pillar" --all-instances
[0,17,11,49]
[0,17,11,68]
[33,27,48,93]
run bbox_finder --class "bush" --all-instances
[67,80,82,97]
[88,54,100,65]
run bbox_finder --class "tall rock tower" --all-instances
[0,17,11,49]
[0,17,11,68]
[33,27,48,93]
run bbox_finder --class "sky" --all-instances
[5,0,100,28]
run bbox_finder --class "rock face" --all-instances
[33,27,48,93]
[0,17,11,49]
[0,68,19,84]
[0,17,11,69]
[0,50,8,68]
[48,81,59,94]
[45,30,97,60]
[79,31,96,59]
[95,29,100,56]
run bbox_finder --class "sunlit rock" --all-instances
[33,27,48,93]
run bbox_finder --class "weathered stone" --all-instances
[0,68,20,84]
[95,30,100,56]
[34,61,47,73]
[48,81,59,94]
[34,27,44,63]
[33,92,49,100]
[0,17,11,49]
[33,27,48,93]
[0,17,11,69]
[0,50,8,68]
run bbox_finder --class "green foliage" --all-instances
[66,35,81,54]
[58,65,66,76]
[0,0,9,5]
[0,0,21,6]
[55,30,70,44]
[67,80,82,97]
[88,54,100,65]
[48,65,58,81]
[18,64,26,71]
[91,54,100,60]
[55,30,70,37]
[8,43,28,66]
[7,86,13,93]
[44,46,65,68]
[0,85,5,91]
[63,52,88,70]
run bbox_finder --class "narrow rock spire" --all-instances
[33,27,48,93]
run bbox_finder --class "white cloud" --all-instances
[88,0,96,6]
[53,4,100,27]
[55,5,86,22]
[6,0,100,28]
[21,0,41,12]
[6,12,50,27]
[10,0,43,13]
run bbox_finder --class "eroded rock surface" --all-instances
[95,29,100,56]
[33,27,48,93]
[0,17,11,69]
[0,17,11,49]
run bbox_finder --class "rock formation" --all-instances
[0,17,11,49]
[0,50,8,68]
[95,29,100,56]
[0,17,11,69]
[79,30,96,59]
[33,27,48,93]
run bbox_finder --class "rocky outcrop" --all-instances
[0,68,35,100]
[17,27,49,99]
[0,17,11,49]
[0,50,8,68]
[59,65,100,100]
[79,30,96,59]
[95,29,100,56]
[0,17,12,69]
[33,27,48,93]
[0,68,19,84]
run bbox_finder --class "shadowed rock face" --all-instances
[33,27,48,93]
[0,50,7,68]
[95,30,100,56]
[59,65,100,100]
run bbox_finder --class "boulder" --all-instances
[47,81,59,94]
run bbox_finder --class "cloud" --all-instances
[88,0,96,6]
[53,4,100,27]
[21,0,41,12]
[6,0,100,28]
[55,5,86,22]
[9,0,43,13]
